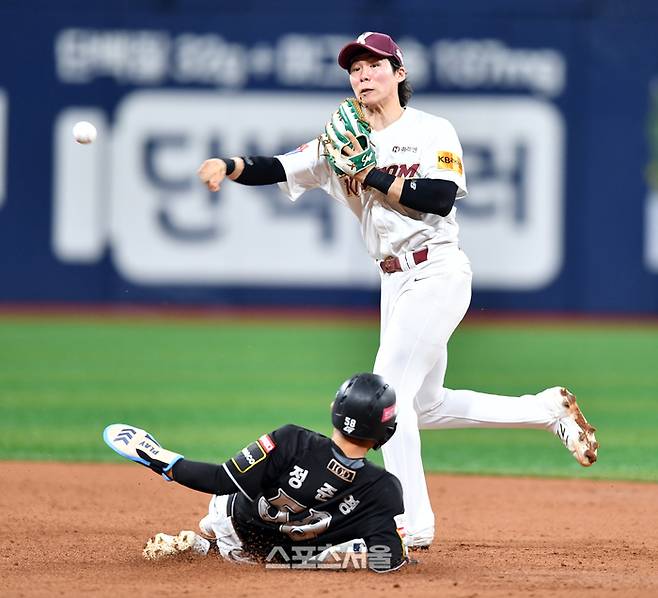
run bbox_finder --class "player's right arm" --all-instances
[197,156,287,192]
[197,139,330,199]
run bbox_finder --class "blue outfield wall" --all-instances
[1,0,658,313]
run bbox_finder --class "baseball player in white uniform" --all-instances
[197,32,599,550]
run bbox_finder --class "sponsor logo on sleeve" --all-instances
[258,433,276,453]
[232,441,267,473]
[437,151,463,175]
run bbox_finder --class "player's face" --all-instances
[349,54,405,107]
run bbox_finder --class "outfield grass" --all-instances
[0,314,656,481]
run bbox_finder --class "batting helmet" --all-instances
[331,373,397,449]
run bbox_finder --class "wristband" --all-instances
[364,169,396,195]
[222,158,236,176]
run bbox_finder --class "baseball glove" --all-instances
[321,98,376,177]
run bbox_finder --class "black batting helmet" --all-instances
[331,373,397,450]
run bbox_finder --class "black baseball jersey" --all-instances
[221,424,406,572]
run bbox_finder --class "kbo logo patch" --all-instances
[436,151,463,175]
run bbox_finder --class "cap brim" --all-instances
[338,43,395,70]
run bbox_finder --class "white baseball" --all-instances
[72,121,97,144]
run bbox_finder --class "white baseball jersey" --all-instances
[273,104,584,548]
[276,106,467,260]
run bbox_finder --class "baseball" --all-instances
[72,121,97,144]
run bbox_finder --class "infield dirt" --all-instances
[2,462,656,597]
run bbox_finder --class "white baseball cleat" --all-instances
[552,387,599,466]
[143,530,211,560]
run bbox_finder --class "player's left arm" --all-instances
[146,429,281,499]
[344,125,464,216]
[172,425,300,501]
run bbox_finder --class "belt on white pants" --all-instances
[379,247,429,274]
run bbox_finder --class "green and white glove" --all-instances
[321,98,376,177]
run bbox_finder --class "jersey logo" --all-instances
[436,151,463,175]
[343,178,361,197]
[231,441,267,473]
[315,482,338,502]
[327,458,356,483]
[378,163,420,178]
[392,145,418,153]
[258,433,276,453]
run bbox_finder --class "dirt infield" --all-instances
[2,463,657,597]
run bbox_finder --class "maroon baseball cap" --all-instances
[338,32,404,70]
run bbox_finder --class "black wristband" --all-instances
[364,169,396,195]
[222,158,236,176]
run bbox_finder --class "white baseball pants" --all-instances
[374,246,563,545]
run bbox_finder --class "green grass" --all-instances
[0,315,656,481]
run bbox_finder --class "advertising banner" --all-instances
[1,2,657,311]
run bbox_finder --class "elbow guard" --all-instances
[399,179,457,216]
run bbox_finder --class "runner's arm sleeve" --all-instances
[170,459,238,494]
[170,426,297,499]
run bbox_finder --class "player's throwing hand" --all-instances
[197,158,228,192]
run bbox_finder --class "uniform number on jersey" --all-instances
[231,441,267,473]
[279,509,332,541]
[258,489,307,523]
